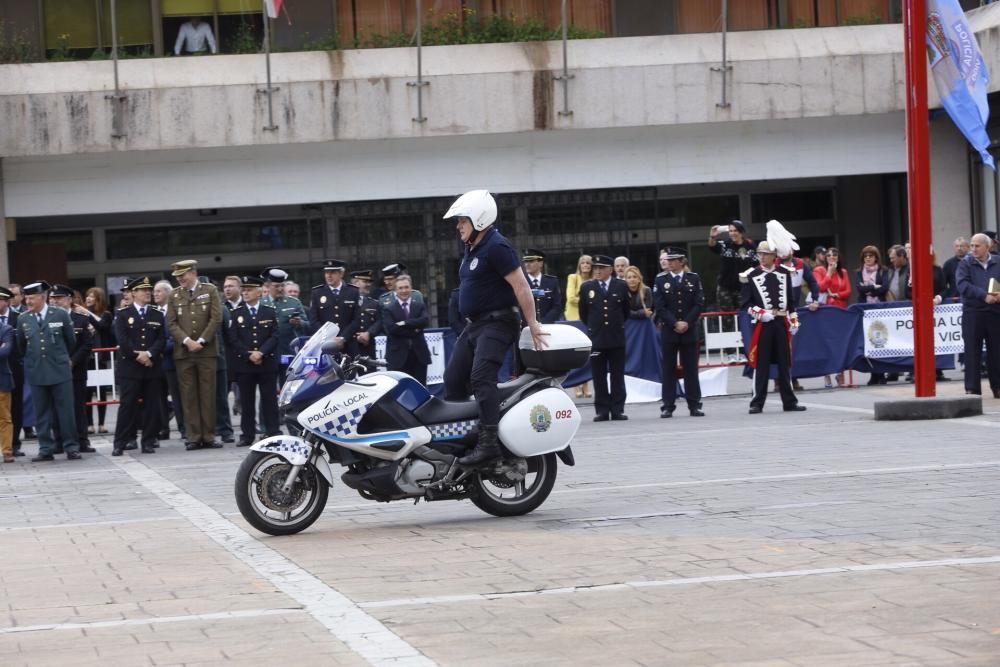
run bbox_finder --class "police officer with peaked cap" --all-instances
[231,276,280,446]
[48,284,96,453]
[0,286,25,457]
[112,277,166,455]
[522,249,563,324]
[350,269,383,359]
[262,266,309,383]
[308,259,360,348]
[16,281,81,461]
[653,247,705,418]
[579,254,630,421]
[373,263,406,301]
[444,189,547,467]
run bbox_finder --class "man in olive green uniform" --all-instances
[15,281,81,461]
[167,260,223,450]
[262,267,308,383]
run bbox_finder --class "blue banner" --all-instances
[927,0,995,169]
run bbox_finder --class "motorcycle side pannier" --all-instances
[518,324,591,373]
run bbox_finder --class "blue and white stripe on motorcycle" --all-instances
[428,419,478,441]
[320,403,372,438]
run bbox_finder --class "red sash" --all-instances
[747,318,793,370]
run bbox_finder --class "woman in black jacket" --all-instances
[855,246,889,385]
[855,246,889,305]
[75,287,116,434]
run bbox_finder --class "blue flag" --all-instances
[926,0,995,169]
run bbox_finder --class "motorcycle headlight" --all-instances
[278,379,304,407]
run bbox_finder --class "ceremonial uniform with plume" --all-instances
[740,221,806,414]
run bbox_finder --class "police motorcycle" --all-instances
[234,321,591,535]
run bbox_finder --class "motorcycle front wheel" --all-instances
[470,452,558,517]
[235,451,329,536]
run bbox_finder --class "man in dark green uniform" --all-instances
[262,267,308,382]
[167,260,222,451]
[16,281,81,461]
[48,285,96,453]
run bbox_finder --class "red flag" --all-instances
[265,0,283,19]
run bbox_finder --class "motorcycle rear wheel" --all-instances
[235,451,329,536]
[470,453,557,517]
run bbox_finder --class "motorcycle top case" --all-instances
[518,324,591,373]
[498,387,580,457]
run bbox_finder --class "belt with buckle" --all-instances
[465,307,520,324]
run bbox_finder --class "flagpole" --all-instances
[903,0,935,397]
[262,0,277,131]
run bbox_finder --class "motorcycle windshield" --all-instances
[285,322,341,381]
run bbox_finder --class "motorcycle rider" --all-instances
[444,190,547,467]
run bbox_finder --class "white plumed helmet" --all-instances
[443,189,497,231]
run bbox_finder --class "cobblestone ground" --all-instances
[2,375,999,666]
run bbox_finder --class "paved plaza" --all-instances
[2,376,1000,666]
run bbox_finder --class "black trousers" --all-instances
[398,349,428,386]
[165,367,185,438]
[591,347,626,417]
[114,375,163,448]
[72,375,91,447]
[661,333,701,410]
[237,372,279,442]
[962,308,1000,393]
[444,316,519,427]
[750,321,797,409]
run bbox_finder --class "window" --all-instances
[751,190,834,223]
[19,230,94,261]
[105,219,322,259]
[656,195,740,228]
[339,213,425,246]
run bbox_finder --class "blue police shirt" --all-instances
[458,227,520,318]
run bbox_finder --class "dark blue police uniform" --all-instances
[955,252,1000,395]
[307,259,360,341]
[579,261,630,420]
[112,289,166,455]
[231,299,280,444]
[69,309,95,450]
[444,226,521,427]
[653,266,705,416]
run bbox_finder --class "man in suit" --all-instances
[956,233,1000,398]
[167,259,223,451]
[48,285,96,453]
[112,277,166,455]
[15,281,81,461]
[579,254,630,421]
[383,274,431,385]
[0,287,24,457]
[350,269,382,359]
[231,276,280,446]
[522,249,563,324]
[654,248,705,418]
[741,242,807,414]
[221,275,242,419]
[307,259,360,349]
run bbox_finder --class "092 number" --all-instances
[554,409,574,420]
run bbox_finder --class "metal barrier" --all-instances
[86,346,119,406]
[698,311,746,368]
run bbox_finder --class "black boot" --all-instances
[458,426,501,467]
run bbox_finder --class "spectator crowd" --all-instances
[2,220,999,464]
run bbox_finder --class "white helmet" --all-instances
[443,189,497,231]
